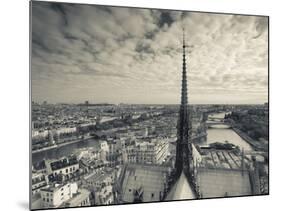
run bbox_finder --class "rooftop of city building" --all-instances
[49,156,78,171]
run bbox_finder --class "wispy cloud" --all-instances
[31,2,268,104]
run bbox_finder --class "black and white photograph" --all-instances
[30,1,269,210]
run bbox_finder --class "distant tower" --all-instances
[175,28,194,180]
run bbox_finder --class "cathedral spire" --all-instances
[175,27,192,179]
[165,27,197,201]
[181,27,188,107]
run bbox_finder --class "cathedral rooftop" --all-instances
[121,164,170,203]
[165,171,195,201]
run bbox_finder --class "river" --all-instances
[32,111,253,165]
[32,138,100,165]
[206,112,253,151]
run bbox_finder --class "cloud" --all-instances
[31,2,268,104]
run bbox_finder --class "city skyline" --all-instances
[31,2,268,104]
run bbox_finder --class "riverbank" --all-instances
[32,124,133,155]
[32,137,91,154]
[32,145,58,154]
[232,127,264,151]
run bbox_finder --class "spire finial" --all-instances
[182,27,186,48]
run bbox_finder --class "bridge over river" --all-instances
[205,113,230,127]
[206,121,232,129]
[204,112,253,152]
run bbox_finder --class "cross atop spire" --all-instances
[182,27,194,54]
[182,27,186,48]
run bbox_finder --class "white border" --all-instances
[0,0,279,211]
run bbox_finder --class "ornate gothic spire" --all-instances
[175,27,192,179]
[165,28,197,201]
[181,28,188,107]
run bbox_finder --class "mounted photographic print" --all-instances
[30,0,269,210]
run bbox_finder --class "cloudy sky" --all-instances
[31,1,268,104]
